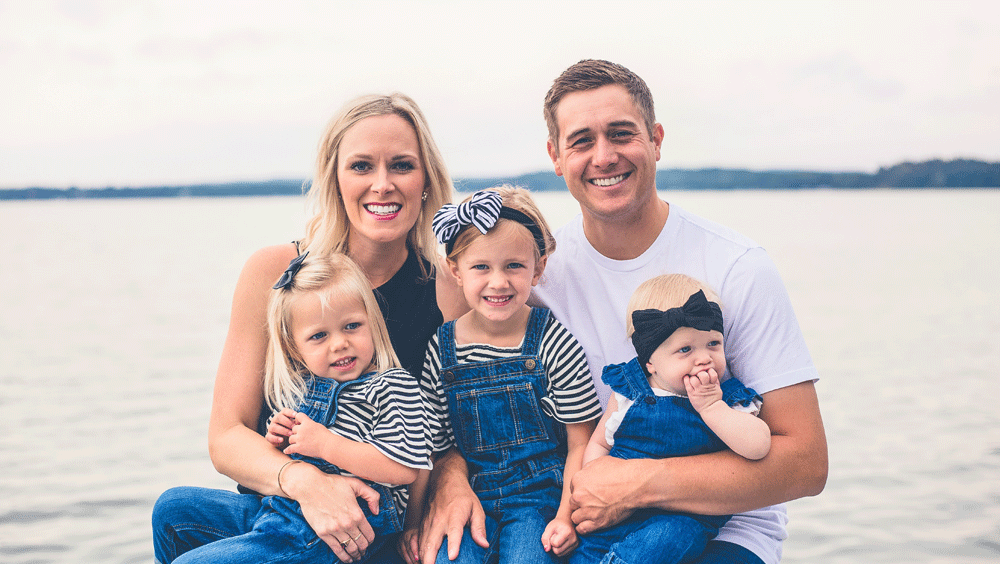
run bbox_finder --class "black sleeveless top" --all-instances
[372,250,443,379]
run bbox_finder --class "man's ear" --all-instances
[547,139,563,177]
[652,123,664,162]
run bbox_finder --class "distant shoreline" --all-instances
[2,158,997,200]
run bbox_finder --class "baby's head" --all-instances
[265,252,399,410]
[627,274,726,393]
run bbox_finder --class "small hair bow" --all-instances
[631,290,724,369]
[273,251,309,290]
[432,190,503,247]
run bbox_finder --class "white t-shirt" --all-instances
[532,202,819,564]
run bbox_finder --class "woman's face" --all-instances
[337,113,426,251]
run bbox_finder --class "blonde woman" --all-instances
[153,93,457,563]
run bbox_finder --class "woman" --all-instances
[153,93,458,564]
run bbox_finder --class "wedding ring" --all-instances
[352,532,363,542]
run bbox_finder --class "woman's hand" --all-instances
[284,462,381,563]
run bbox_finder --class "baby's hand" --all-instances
[264,408,297,449]
[685,368,724,413]
[283,412,328,459]
[541,516,579,557]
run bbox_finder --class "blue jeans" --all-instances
[152,486,399,564]
[436,502,561,564]
[570,509,727,564]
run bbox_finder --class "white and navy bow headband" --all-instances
[432,190,546,256]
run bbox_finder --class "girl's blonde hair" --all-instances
[445,185,556,263]
[264,253,400,411]
[300,93,453,277]
[626,274,723,336]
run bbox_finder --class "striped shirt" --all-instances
[279,368,430,512]
[421,315,603,453]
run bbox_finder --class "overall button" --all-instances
[443,371,455,382]
[525,359,536,370]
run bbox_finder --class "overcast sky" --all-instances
[2,0,998,188]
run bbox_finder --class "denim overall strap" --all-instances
[609,361,728,461]
[437,307,565,501]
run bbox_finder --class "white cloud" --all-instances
[1,0,997,187]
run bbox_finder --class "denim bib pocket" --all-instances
[454,381,547,453]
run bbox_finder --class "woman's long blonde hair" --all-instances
[264,253,400,411]
[300,93,453,277]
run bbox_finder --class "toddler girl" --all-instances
[154,253,431,563]
[403,187,603,563]
[572,274,771,564]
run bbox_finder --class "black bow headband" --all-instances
[273,251,309,290]
[631,290,724,370]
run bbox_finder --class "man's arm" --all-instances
[419,448,489,563]
[569,380,827,533]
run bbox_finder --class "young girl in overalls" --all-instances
[402,187,603,563]
[571,274,772,564]
[153,253,431,563]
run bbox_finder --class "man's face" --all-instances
[547,84,663,224]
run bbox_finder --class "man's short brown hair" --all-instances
[543,59,656,147]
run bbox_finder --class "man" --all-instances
[420,60,827,564]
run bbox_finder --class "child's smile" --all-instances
[450,221,543,327]
[290,293,375,382]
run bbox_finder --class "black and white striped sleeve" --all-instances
[364,368,433,470]
[541,316,604,424]
[419,334,456,453]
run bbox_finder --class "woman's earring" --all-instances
[421,191,428,202]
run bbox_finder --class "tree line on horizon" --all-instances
[2,158,997,200]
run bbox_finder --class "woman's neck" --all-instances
[347,237,409,289]
[454,305,532,348]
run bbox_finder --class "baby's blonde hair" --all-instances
[445,185,556,264]
[264,253,400,411]
[626,274,722,336]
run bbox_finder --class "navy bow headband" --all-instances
[432,190,546,256]
[273,251,309,290]
[631,290,724,370]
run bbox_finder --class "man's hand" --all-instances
[569,455,643,534]
[420,450,489,562]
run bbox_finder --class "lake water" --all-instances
[1,189,998,563]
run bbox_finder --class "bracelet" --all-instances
[277,459,303,497]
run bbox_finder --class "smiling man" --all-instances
[420,60,827,564]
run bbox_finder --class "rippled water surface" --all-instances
[1,190,998,563]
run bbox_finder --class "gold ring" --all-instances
[340,539,351,548]
[352,532,363,541]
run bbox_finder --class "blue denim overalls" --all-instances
[571,358,761,564]
[435,307,566,564]
[163,374,403,564]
